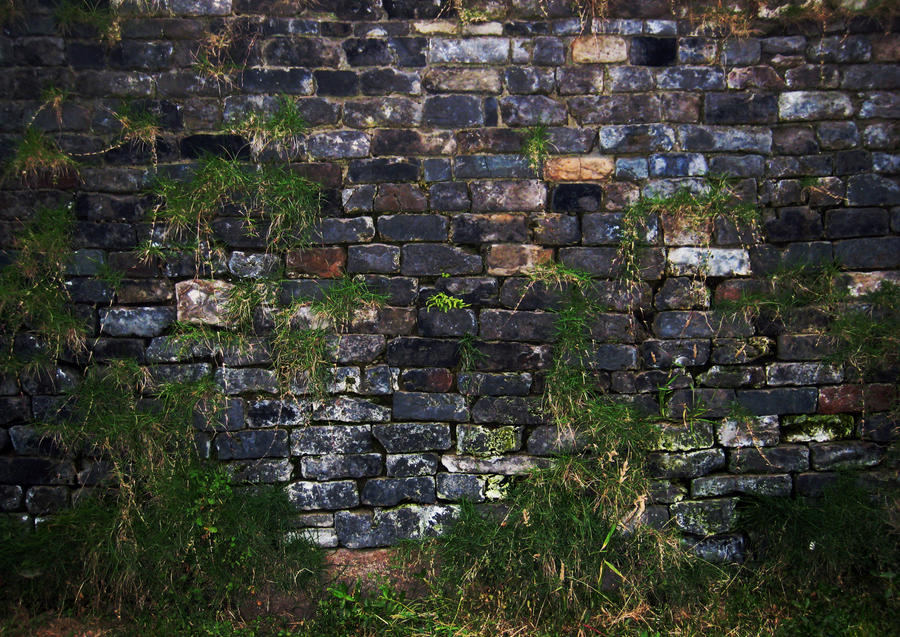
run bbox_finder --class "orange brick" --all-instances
[485,244,553,276]
[544,156,614,181]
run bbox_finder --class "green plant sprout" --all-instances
[111,100,162,162]
[457,332,485,372]
[426,292,471,312]
[521,124,552,172]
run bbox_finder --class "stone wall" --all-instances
[0,0,898,554]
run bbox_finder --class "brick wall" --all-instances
[0,0,898,555]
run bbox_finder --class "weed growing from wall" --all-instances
[717,263,900,380]
[0,359,322,627]
[520,125,551,174]
[4,128,79,187]
[148,154,322,258]
[0,203,85,372]
[310,274,388,332]
[193,20,255,89]
[617,176,759,289]
[457,332,485,372]
[55,0,121,44]
[225,95,308,159]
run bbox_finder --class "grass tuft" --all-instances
[4,128,79,187]
[224,94,308,159]
[520,125,551,173]
[0,203,85,371]
[148,154,322,256]
[55,0,120,44]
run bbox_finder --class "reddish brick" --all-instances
[286,247,346,278]
[818,384,896,414]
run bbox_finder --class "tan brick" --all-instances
[175,279,233,326]
[286,247,346,278]
[485,244,553,276]
[572,36,627,63]
[544,156,614,181]
[424,67,502,93]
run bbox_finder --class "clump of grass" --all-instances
[0,203,85,372]
[224,94,308,158]
[717,263,900,378]
[222,279,278,331]
[521,124,551,173]
[457,332,485,372]
[271,304,330,398]
[0,360,322,626]
[112,100,162,162]
[683,0,756,37]
[425,292,470,312]
[618,176,758,287]
[166,321,254,361]
[193,21,252,89]
[55,0,120,44]
[310,274,388,332]
[148,154,322,255]
[4,128,79,187]
[39,86,70,127]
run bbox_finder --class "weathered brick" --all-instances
[736,388,818,415]
[393,392,468,422]
[809,442,883,470]
[571,36,627,63]
[717,415,780,448]
[362,476,435,506]
[99,307,175,337]
[646,449,726,479]
[373,423,452,452]
[485,244,553,276]
[544,157,615,181]
[499,95,566,126]
[424,67,501,93]
[306,131,369,160]
[818,384,896,414]
[418,308,477,338]
[729,445,809,473]
[470,180,545,211]
[401,244,482,276]
[347,244,400,274]
[301,454,382,481]
[344,98,423,129]
[429,38,509,64]
[778,91,854,121]
[287,480,359,511]
[671,498,739,535]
